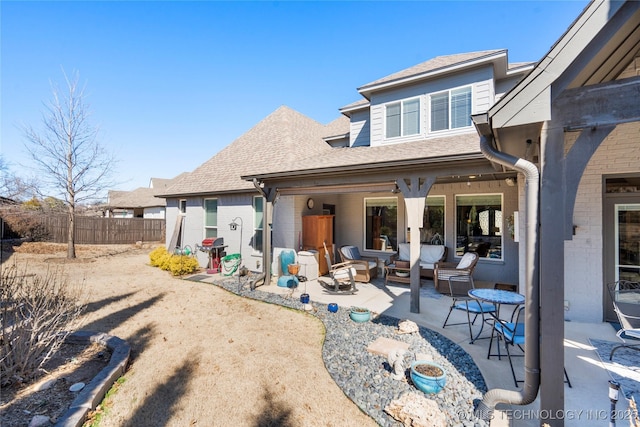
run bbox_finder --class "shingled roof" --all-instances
[323,115,350,140]
[245,131,482,179]
[108,175,185,208]
[159,106,333,197]
[108,188,164,209]
[358,50,506,93]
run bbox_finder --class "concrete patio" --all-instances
[261,274,635,427]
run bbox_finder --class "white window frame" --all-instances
[203,198,218,238]
[423,195,446,244]
[429,85,473,133]
[385,97,421,139]
[179,199,187,214]
[364,197,398,251]
[253,196,264,255]
[455,193,503,261]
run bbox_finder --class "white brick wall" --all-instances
[566,122,640,322]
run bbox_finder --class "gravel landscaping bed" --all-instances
[209,274,488,427]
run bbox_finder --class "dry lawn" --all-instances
[3,242,377,427]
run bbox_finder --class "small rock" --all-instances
[35,378,57,391]
[397,319,419,334]
[28,415,50,427]
[384,392,447,427]
[69,382,85,392]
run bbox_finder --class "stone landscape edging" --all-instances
[54,331,131,427]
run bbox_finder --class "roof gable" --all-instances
[488,0,640,129]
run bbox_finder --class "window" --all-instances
[179,199,187,214]
[204,199,217,238]
[253,196,263,253]
[385,98,420,138]
[456,194,502,259]
[430,86,472,131]
[421,196,445,244]
[365,197,398,251]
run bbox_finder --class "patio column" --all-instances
[254,180,278,287]
[397,175,435,313]
[538,121,567,426]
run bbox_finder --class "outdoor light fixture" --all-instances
[229,217,244,288]
[609,380,620,427]
[229,217,243,257]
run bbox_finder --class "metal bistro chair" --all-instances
[489,305,572,388]
[442,275,496,343]
[607,280,640,360]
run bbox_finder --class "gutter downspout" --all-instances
[251,178,273,290]
[473,129,541,420]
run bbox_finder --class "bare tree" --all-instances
[21,70,117,258]
[0,156,33,201]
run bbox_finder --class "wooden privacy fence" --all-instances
[41,215,165,244]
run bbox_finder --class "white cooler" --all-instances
[298,250,319,281]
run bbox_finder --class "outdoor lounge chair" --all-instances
[607,281,640,360]
[318,242,358,294]
[338,245,379,282]
[433,251,479,294]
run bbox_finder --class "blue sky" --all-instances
[2,0,589,195]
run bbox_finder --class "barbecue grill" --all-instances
[196,237,227,274]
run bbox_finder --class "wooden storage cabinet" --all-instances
[302,215,334,275]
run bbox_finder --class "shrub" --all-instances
[149,247,199,276]
[1,208,49,241]
[149,246,169,267]
[1,263,85,386]
[168,255,200,276]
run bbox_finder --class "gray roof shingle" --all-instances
[358,50,506,91]
[108,188,165,208]
[160,106,332,197]
[246,132,482,178]
[108,175,185,208]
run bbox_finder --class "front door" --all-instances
[604,190,640,321]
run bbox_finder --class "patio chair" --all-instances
[442,274,496,343]
[433,251,479,294]
[318,242,358,294]
[489,306,572,388]
[607,281,640,361]
[338,245,379,282]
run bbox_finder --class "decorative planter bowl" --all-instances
[349,307,371,322]
[300,293,310,304]
[410,361,447,394]
[328,303,338,313]
[288,263,300,275]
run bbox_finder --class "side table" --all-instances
[385,264,411,285]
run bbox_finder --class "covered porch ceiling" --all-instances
[245,157,517,195]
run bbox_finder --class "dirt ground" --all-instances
[1,242,377,427]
